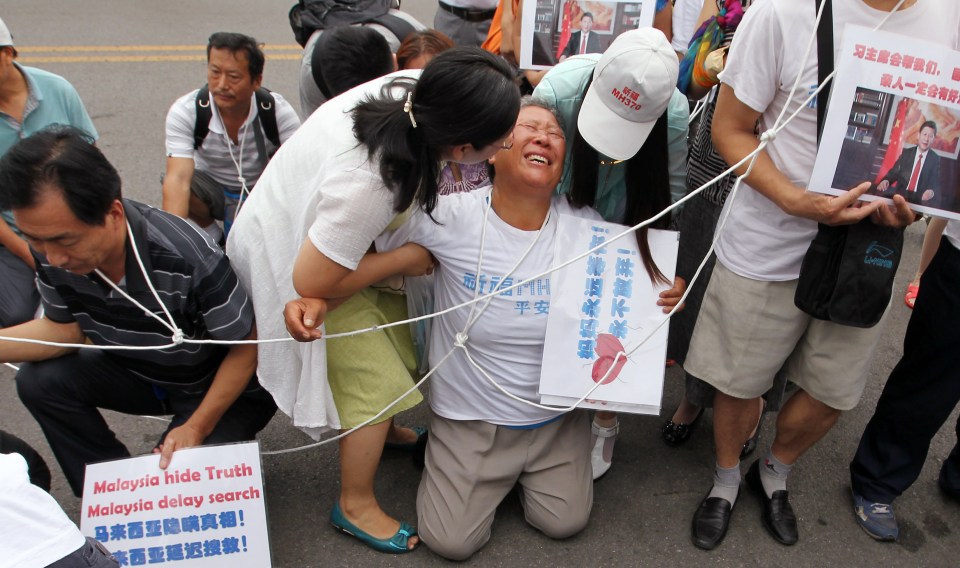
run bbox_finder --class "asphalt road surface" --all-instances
[0,2,957,566]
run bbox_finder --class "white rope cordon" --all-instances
[227,121,253,224]
[689,96,707,124]
[140,415,173,423]
[3,3,911,453]
[262,345,459,455]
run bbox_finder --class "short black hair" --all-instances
[581,12,594,21]
[207,32,265,79]
[920,120,937,136]
[316,26,394,98]
[0,127,120,226]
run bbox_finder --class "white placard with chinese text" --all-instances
[809,25,960,220]
[539,214,677,415]
[80,442,270,567]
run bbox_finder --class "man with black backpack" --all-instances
[162,32,300,243]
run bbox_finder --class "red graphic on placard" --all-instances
[591,333,628,384]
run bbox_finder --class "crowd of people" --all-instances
[1,0,959,564]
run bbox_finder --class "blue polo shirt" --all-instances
[1,63,98,234]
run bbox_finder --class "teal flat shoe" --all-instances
[384,426,427,452]
[329,503,418,554]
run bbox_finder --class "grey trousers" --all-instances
[417,410,593,560]
[433,8,492,47]
[48,537,119,568]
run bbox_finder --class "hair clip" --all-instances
[404,92,417,129]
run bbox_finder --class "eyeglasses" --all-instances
[515,122,566,142]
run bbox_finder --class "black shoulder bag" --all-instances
[793,0,903,328]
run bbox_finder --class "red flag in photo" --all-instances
[875,98,908,184]
[556,1,574,60]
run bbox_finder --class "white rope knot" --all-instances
[403,91,417,129]
[454,332,468,347]
[171,329,185,345]
[759,129,777,143]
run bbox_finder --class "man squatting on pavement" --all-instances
[0,127,277,497]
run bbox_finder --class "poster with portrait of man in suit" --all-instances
[520,0,654,70]
[810,26,960,220]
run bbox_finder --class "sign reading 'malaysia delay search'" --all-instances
[80,442,270,567]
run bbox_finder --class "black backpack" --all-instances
[193,86,281,163]
[289,0,416,47]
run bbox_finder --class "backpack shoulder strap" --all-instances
[367,13,417,43]
[815,0,834,144]
[193,86,213,150]
[254,87,281,149]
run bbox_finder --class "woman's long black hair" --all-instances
[566,76,673,286]
[352,47,521,215]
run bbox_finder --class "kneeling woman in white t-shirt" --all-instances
[289,99,684,560]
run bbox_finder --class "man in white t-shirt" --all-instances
[684,0,960,550]
[162,32,300,242]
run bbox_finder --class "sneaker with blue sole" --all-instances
[852,490,898,542]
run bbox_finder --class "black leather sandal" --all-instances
[661,407,705,447]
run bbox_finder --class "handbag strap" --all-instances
[816,0,833,144]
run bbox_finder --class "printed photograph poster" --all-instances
[538,214,677,415]
[809,25,960,220]
[80,442,270,567]
[520,0,655,70]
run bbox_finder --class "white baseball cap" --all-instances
[577,28,679,161]
[0,18,13,47]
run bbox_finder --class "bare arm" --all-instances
[654,1,673,44]
[711,84,903,226]
[292,240,434,300]
[156,326,259,469]
[0,317,85,362]
[0,218,34,268]
[501,0,519,66]
[161,156,195,219]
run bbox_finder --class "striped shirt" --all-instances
[36,200,253,389]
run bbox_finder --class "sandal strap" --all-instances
[592,421,620,437]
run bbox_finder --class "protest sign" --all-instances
[539,214,677,415]
[809,25,960,220]
[80,442,270,567]
[520,0,655,70]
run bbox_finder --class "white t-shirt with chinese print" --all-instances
[378,187,602,426]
